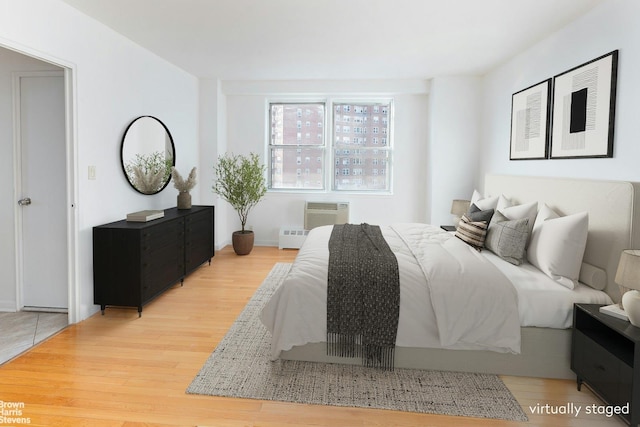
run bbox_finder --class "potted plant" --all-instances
[212,152,267,255]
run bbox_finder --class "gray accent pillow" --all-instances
[467,203,495,223]
[485,211,529,265]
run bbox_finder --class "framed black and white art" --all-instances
[510,79,552,160]
[550,50,618,159]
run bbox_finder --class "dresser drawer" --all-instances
[185,211,212,240]
[142,242,184,297]
[185,209,211,227]
[184,208,213,272]
[142,244,184,274]
[573,330,628,404]
[142,262,184,300]
[141,219,184,249]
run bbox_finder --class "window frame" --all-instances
[330,99,394,193]
[266,97,394,194]
[267,101,327,191]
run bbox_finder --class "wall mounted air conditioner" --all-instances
[304,202,349,230]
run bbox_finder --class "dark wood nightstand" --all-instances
[572,303,640,426]
[440,225,456,232]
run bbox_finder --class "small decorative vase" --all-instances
[619,285,630,309]
[177,192,192,209]
[623,290,640,327]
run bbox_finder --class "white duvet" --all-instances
[260,223,522,359]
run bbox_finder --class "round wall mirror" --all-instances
[120,116,175,195]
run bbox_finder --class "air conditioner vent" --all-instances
[306,202,347,211]
[279,227,309,249]
[304,202,349,230]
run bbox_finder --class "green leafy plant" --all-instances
[212,152,267,232]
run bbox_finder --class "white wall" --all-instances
[0,0,199,321]
[428,76,481,226]
[198,78,226,250]
[216,80,430,247]
[479,0,640,187]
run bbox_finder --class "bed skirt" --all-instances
[280,326,573,379]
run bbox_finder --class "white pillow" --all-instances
[474,195,499,211]
[471,189,483,204]
[579,262,607,290]
[527,211,589,289]
[470,190,511,212]
[496,201,537,236]
[496,195,512,212]
[532,203,560,232]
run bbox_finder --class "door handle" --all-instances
[18,198,32,206]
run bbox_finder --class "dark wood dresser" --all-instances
[93,206,214,316]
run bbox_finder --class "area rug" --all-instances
[186,263,528,421]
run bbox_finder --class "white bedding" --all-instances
[261,223,526,360]
[482,251,613,328]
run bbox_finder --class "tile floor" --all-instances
[0,311,68,365]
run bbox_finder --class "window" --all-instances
[268,100,392,192]
[269,103,325,190]
[332,101,392,191]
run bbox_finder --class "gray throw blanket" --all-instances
[327,223,400,370]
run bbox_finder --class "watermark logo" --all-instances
[0,401,31,424]
[529,402,629,418]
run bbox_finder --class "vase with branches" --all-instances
[171,166,197,209]
[212,152,267,255]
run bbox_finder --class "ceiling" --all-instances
[60,0,605,80]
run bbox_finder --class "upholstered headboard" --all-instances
[484,174,640,302]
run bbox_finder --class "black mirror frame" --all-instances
[120,115,176,195]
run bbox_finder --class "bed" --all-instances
[260,175,640,379]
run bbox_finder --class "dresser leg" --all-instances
[577,378,583,391]
[138,307,142,318]
[101,305,105,315]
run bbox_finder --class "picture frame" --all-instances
[510,79,552,160]
[550,50,618,159]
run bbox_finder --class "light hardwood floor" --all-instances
[0,246,626,426]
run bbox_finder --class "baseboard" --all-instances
[22,306,68,313]
[255,240,279,247]
[0,300,17,312]
[216,240,280,250]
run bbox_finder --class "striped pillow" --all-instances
[455,214,488,250]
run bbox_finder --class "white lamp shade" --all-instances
[450,200,470,216]
[615,249,640,291]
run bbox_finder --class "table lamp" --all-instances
[451,199,470,226]
[615,249,640,326]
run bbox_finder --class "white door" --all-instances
[17,72,68,310]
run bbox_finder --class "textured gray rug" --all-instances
[187,263,528,421]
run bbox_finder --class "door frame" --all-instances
[8,50,78,323]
